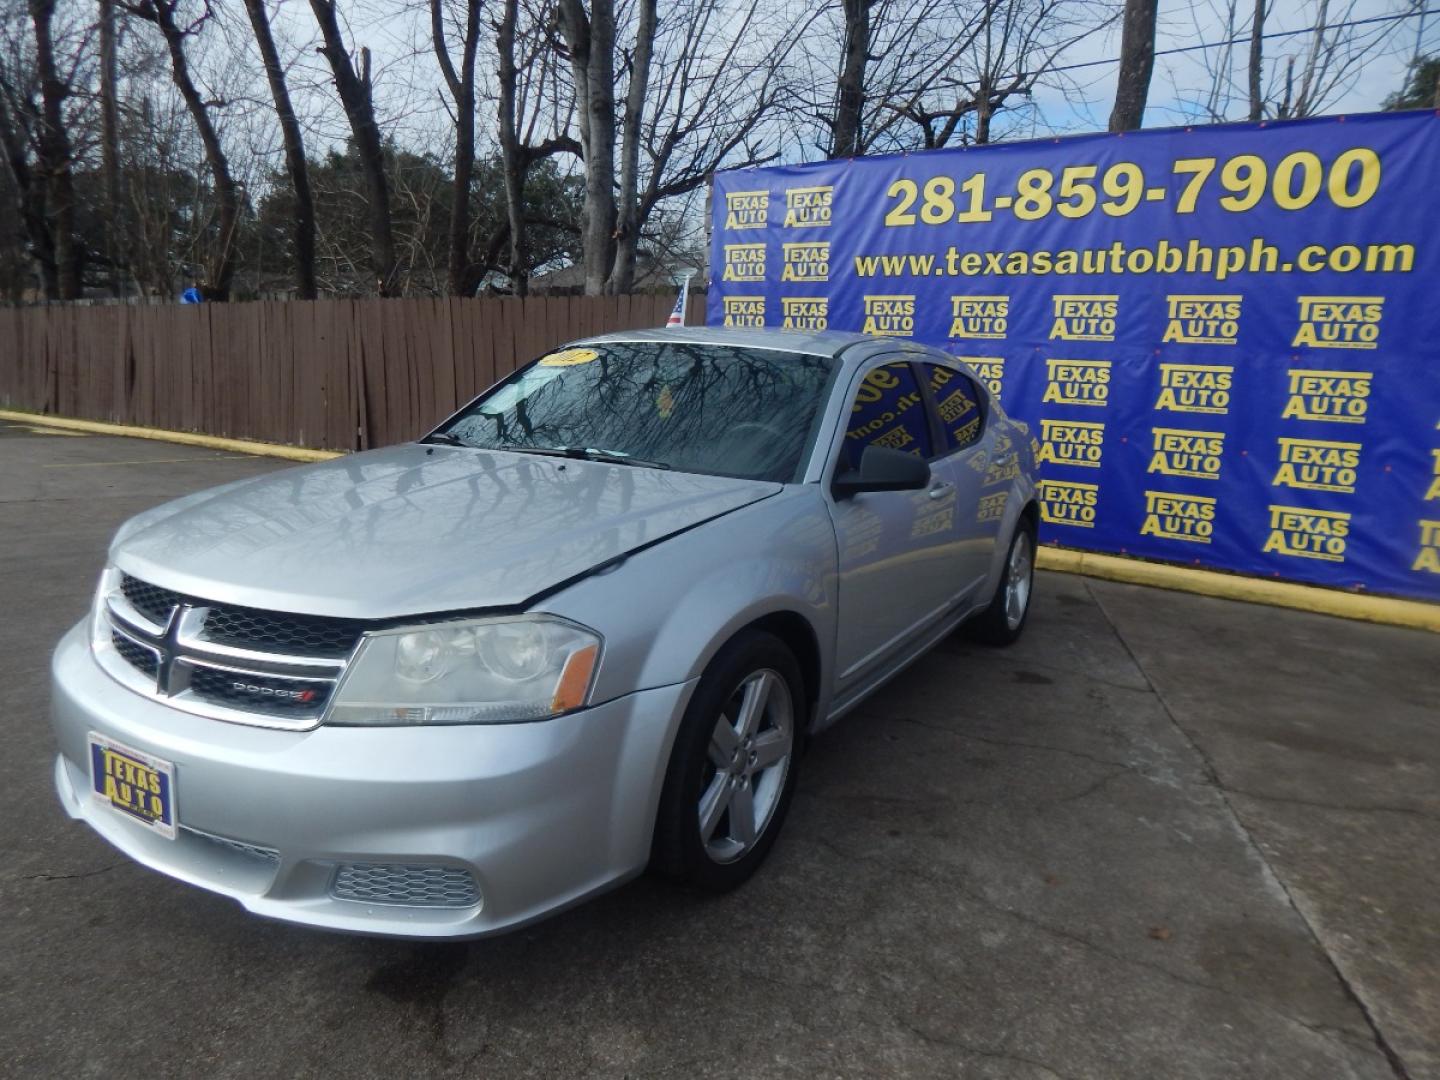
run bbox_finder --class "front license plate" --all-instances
[88,734,177,839]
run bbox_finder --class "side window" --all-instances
[923,364,984,454]
[841,361,932,471]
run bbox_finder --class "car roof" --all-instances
[573,325,879,360]
[569,326,979,379]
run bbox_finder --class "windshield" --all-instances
[437,341,837,482]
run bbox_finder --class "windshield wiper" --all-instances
[494,445,671,470]
[421,431,471,447]
[569,447,671,470]
[493,443,571,459]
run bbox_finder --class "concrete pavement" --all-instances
[0,418,1433,1079]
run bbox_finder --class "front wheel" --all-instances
[969,518,1036,646]
[651,631,803,892]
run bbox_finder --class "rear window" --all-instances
[924,364,985,453]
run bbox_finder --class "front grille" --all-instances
[187,666,332,714]
[121,574,181,626]
[101,573,364,729]
[112,631,160,679]
[331,863,482,908]
[201,604,365,659]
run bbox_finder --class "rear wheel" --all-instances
[652,631,803,892]
[969,517,1035,646]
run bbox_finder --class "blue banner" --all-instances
[708,112,1440,602]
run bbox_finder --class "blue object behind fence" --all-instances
[707,111,1440,602]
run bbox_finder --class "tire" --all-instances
[968,516,1036,646]
[651,630,804,893]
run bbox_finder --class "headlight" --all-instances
[326,616,601,726]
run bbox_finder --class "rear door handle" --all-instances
[928,481,954,500]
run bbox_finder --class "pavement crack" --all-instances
[22,862,126,882]
[1054,765,1131,803]
[1220,786,1440,823]
[1083,580,1414,1080]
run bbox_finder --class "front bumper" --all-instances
[50,622,695,938]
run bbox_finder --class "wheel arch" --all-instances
[1020,497,1040,535]
[736,610,823,733]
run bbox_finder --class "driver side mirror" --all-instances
[832,444,931,499]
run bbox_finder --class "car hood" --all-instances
[111,445,782,618]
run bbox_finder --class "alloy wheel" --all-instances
[697,668,794,864]
[1005,531,1034,631]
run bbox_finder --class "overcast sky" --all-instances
[1033,0,1436,134]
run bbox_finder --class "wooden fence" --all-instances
[0,293,699,451]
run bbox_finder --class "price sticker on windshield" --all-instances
[539,348,599,367]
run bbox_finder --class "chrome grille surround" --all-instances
[97,570,358,731]
[330,863,483,908]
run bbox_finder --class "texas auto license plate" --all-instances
[88,733,177,839]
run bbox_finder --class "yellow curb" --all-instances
[0,410,342,463]
[1037,547,1440,634]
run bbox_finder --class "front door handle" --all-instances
[928,481,954,500]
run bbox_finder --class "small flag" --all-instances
[666,272,694,328]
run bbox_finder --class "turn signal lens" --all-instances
[551,643,600,713]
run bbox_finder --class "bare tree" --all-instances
[1167,0,1411,123]
[494,0,581,294]
[432,0,481,296]
[244,0,316,298]
[496,0,528,294]
[310,0,396,295]
[1109,0,1158,130]
[616,0,795,286]
[29,0,80,297]
[554,0,617,295]
[552,0,798,293]
[1282,0,1406,118]
[798,0,1114,154]
[830,0,870,157]
[123,0,241,299]
[807,0,969,157]
[99,0,126,294]
[0,65,59,298]
[608,0,655,292]
[926,0,1117,147]
[1247,0,1265,119]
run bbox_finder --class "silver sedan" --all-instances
[51,327,1038,937]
